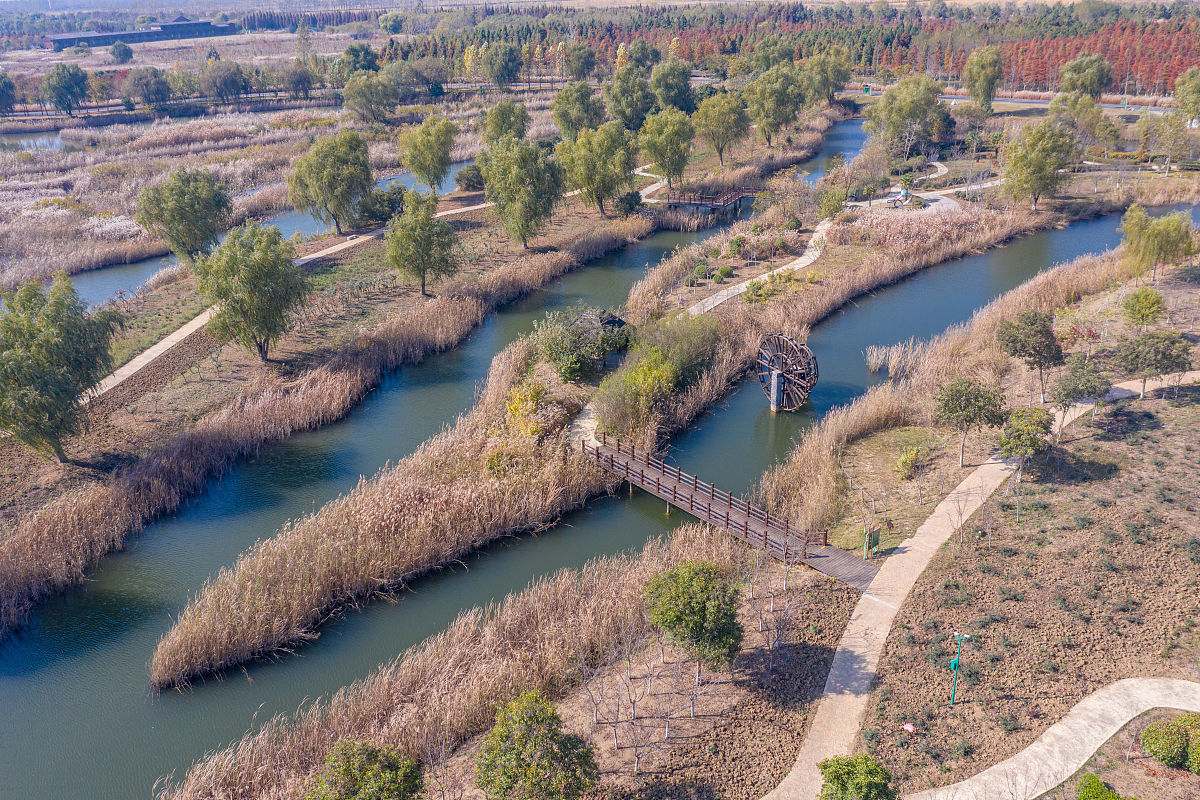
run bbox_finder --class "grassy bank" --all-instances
[0,215,651,641]
[155,524,745,800]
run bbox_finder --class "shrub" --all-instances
[715,264,734,280]
[1141,718,1188,767]
[530,307,624,382]
[645,560,743,667]
[356,184,407,224]
[896,446,921,480]
[614,190,642,217]
[1075,774,1120,800]
[594,314,717,436]
[475,691,598,800]
[306,739,422,800]
[505,379,546,437]
[455,163,484,192]
[817,753,897,800]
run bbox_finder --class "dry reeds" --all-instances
[760,249,1133,531]
[155,524,744,800]
[0,218,653,641]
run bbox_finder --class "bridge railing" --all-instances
[665,185,758,208]
[582,432,827,559]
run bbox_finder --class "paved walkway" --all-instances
[764,370,1200,800]
[909,678,1200,800]
[85,167,668,405]
[688,218,834,315]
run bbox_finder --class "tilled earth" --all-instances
[864,389,1200,793]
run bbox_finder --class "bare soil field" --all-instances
[0,30,360,80]
[426,564,859,800]
[853,266,1200,793]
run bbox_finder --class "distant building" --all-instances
[46,16,238,51]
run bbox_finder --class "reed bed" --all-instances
[759,249,1132,530]
[0,216,653,641]
[150,335,610,687]
[156,524,744,800]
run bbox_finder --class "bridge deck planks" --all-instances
[583,436,879,591]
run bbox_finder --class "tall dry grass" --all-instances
[156,524,744,800]
[0,216,654,641]
[758,249,1133,530]
[149,335,611,687]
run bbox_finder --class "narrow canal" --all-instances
[2,119,1192,800]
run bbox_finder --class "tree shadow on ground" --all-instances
[1093,402,1162,442]
[602,779,722,800]
[1031,447,1120,486]
[734,639,838,711]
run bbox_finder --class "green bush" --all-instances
[1075,774,1118,800]
[715,264,734,280]
[307,739,422,800]
[531,307,627,382]
[614,190,642,216]
[896,446,921,480]
[356,184,407,224]
[594,314,718,436]
[817,753,897,800]
[455,163,485,191]
[1141,719,1189,768]
[475,691,597,800]
[645,560,743,667]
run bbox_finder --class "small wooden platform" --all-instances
[583,433,879,591]
[665,185,758,210]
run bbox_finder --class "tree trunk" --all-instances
[597,198,607,217]
[256,339,270,361]
[717,148,725,166]
[334,217,343,235]
[420,273,428,296]
[959,430,967,468]
[53,441,68,464]
[1140,377,1147,400]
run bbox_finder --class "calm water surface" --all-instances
[2,121,1193,799]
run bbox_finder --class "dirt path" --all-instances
[907,678,1200,800]
[762,369,1200,800]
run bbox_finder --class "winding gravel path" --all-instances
[764,370,1200,800]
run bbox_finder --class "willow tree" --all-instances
[136,167,232,264]
[1120,204,1195,281]
[385,191,458,296]
[962,46,1003,114]
[398,114,459,195]
[692,92,750,165]
[479,136,564,248]
[1001,121,1077,211]
[195,221,308,361]
[287,130,373,234]
[556,121,636,215]
[0,274,123,462]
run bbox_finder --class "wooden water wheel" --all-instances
[756,334,818,411]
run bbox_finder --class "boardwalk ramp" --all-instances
[583,434,878,591]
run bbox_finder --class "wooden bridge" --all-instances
[664,185,758,210]
[582,433,880,591]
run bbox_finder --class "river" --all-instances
[1,118,1194,799]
